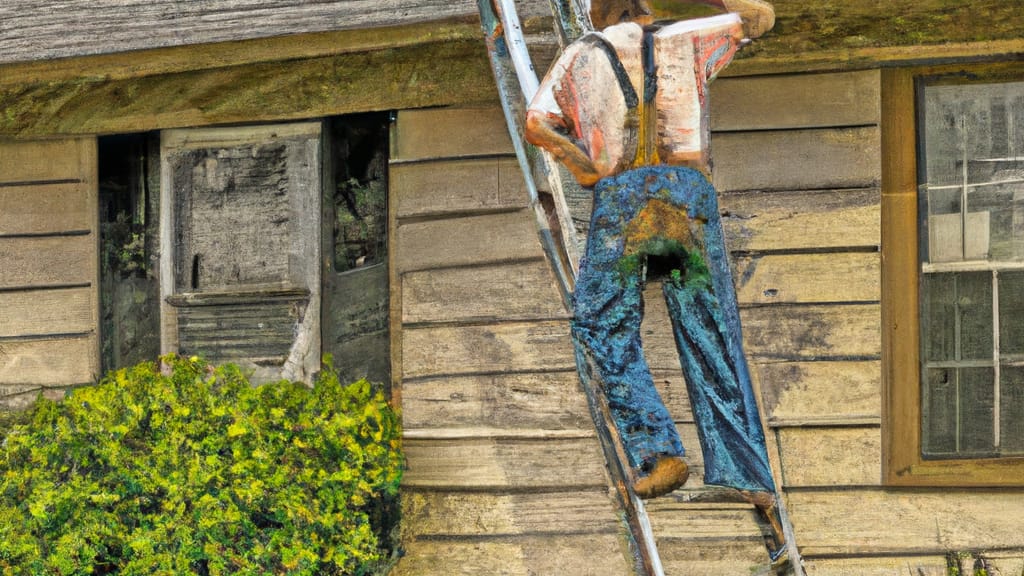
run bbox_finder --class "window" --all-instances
[883,66,1024,485]
[95,114,391,389]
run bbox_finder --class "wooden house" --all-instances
[2,1,1024,574]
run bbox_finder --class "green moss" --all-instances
[0,355,403,575]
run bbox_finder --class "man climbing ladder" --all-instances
[523,0,788,564]
[479,0,790,565]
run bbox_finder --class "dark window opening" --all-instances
[98,133,161,374]
[323,114,392,392]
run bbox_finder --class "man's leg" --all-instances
[573,171,687,497]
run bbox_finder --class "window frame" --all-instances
[882,64,1024,486]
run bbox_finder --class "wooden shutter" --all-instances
[0,138,99,407]
[160,124,322,383]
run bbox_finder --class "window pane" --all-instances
[999,271,1024,357]
[959,367,995,455]
[921,272,992,362]
[921,274,956,362]
[922,367,957,457]
[970,179,1024,262]
[958,272,994,360]
[922,82,1024,263]
[1001,366,1024,454]
[923,367,996,458]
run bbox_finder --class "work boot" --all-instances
[633,456,689,499]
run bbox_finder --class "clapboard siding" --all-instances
[0,288,95,338]
[402,260,568,324]
[393,534,633,576]
[657,539,770,576]
[801,556,947,576]
[392,108,515,161]
[741,303,881,361]
[402,489,624,536]
[402,437,607,490]
[733,252,879,305]
[402,321,576,379]
[776,427,882,488]
[711,70,881,132]
[756,361,881,426]
[0,236,95,289]
[392,156,528,219]
[787,489,1024,556]
[0,139,92,183]
[396,211,544,273]
[713,126,881,193]
[646,504,774,575]
[719,188,880,253]
[0,336,98,387]
[400,371,590,430]
[0,183,94,234]
[0,137,99,407]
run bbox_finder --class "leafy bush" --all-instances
[0,355,402,576]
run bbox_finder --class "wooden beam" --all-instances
[0,36,498,138]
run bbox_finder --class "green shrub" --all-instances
[0,354,403,576]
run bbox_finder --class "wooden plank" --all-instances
[733,252,880,305]
[776,426,881,488]
[0,336,98,386]
[393,534,632,576]
[0,139,91,183]
[801,556,948,576]
[645,501,764,540]
[787,488,1024,556]
[711,70,880,131]
[402,260,568,324]
[391,156,528,219]
[401,371,591,430]
[651,369,692,424]
[741,304,881,361]
[401,436,609,489]
[0,288,94,337]
[981,552,1024,576]
[719,188,880,253]
[756,361,880,425]
[712,127,880,193]
[0,235,95,289]
[0,182,93,234]
[0,0,552,65]
[395,210,543,273]
[401,489,623,536]
[392,108,513,161]
[402,320,575,379]
[658,539,771,576]
[641,292,881,365]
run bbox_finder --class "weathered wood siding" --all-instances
[0,138,99,407]
[390,106,636,575]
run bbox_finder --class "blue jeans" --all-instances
[572,165,775,492]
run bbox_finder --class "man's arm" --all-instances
[589,0,773,39]
[525,109,604,187]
